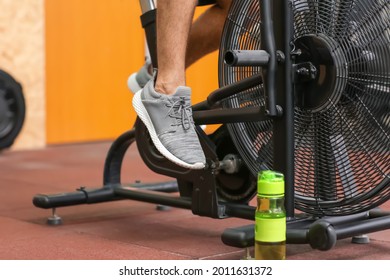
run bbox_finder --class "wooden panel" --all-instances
[45,0,144,144]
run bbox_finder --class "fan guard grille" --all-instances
[219,0,390,216]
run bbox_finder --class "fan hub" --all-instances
[294,34,348,112]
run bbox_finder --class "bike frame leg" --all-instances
[139,0,158,67]
[260,0,295,218]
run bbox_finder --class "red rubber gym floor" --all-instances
[0,141,389,260]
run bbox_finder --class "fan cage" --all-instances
[218,0,390,216]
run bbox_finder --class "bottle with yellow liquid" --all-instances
[255,170,286,260]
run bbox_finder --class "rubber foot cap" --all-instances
[352,235,370,244]
[47,216,63,226]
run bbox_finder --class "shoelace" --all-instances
[166,97,192,130]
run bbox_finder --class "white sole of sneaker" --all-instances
[127,73,142,94]
[132,90,205,170]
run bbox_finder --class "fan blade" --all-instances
[329,97,390,184]
[329,134,357,198]
[347,0,390,49]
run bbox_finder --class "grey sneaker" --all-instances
[127,59,153,94]
[132,80,206,169]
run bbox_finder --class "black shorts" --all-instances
[198,0,216,6]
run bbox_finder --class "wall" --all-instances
[0,0,46,149]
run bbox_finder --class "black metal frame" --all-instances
[32,0,390,252]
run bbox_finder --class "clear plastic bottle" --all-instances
[255,170,286,260]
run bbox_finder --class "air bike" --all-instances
[33,0,390,253]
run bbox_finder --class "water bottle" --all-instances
[255,170,286,260]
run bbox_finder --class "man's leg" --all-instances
[186,0,232,67]
[132,0,206,170]
[155,0,198,95]
[128,0,231,93]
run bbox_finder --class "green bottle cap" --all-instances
[257,170,284,195]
